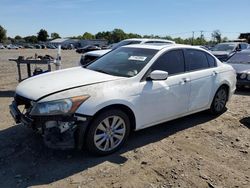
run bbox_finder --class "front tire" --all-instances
[210,86,228,115]
[85,109,130,155]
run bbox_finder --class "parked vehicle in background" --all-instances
[40,44,46,49]
[24,44,34,49]
[195,45,209,51]
[226,49,250,88]
[76,45,101,54]
[62,44,74,50]
[7,44,19,50]
[211,42,248,62]
[46,44,56,49]
[0,44,5,49]
[79,38,175,65]
[17,45,24,49]
[35,44,42,49]
[10,44,236,155]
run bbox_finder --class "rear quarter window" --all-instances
[206,54,217,67]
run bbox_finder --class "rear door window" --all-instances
[185,49,210,71]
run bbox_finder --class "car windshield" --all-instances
[211,43,236,52]
[227,51,250,64]
[86,47,158,77]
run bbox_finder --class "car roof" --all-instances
[122,43,206,51]
[123,38,175,44]
[217,42,247,45]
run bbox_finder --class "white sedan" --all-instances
[10,44,236,155]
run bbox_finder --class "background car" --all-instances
[7,44,19,49]
[46,44,57,49]
[0,44,5,49]
[61,44,75,50]
[79,38,176,65]
[10,44,236,155]
[35,44,42,49]
[24,44,34,49]
[211,42,248,62]
[226,49,250,88]
[76,45,101,54]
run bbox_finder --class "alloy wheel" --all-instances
[94,116,126,151]
[214,89,227,112]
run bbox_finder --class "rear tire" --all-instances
[210,86,228,115]
[85,109,130,155]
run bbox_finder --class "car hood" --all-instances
[86,49,111,57]
[16,67,121,101]
[228,63,250,73]
[211,51,231,56]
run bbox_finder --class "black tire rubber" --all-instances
[210,86,228,115]
[85,109,130,155]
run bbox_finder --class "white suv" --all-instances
[10,44,236,155]
[80,38,175,65]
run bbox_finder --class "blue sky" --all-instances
[0,0,250,40]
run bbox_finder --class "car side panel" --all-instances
[188,68,217,111]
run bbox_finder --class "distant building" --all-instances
[239,33,250,43]
[49,38,78,47]
[49,38,108,48]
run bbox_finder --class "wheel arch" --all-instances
[216,83,230,101]
[91,104,136,131]
[79,103,136,140]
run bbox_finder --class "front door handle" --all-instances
[212,70,218,76]
[179,78,190,85]
[182,78,190,83]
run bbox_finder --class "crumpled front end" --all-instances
[9,94,89,150]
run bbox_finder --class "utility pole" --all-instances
[200,30,204,45]
[192,31,195,45]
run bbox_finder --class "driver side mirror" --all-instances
[147,70,168,81]
[236,46,241,51]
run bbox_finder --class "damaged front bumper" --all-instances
[9,96,90,150]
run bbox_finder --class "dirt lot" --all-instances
[0,49,249,188]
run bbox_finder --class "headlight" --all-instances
[247,74,250,81]
[240,73,247,79]
[30,95,89,116]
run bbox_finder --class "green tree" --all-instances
[211,30,222,43]
[222,37,228,42]
[0,25,7,43]
[96,31,112,42]
[51,32,60,39]
[111,29,126,43]
[37,29,49,42]
[14,35,22,40]
[24,35,38,43]
[127,33,141,39]
[82,32,95,39]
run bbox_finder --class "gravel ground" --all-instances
[0,49,249,188]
